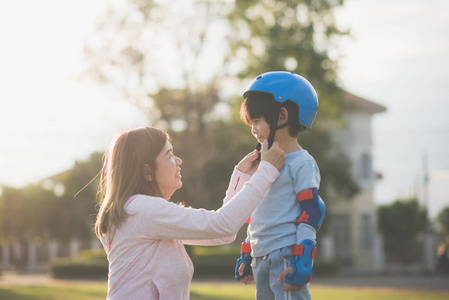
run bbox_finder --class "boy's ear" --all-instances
[278,107,289,126]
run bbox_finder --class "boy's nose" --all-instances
[176,156,182,165]
[251,125,257,135]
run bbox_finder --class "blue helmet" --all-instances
[243,71,318,133]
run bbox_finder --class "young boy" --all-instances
[235,71,325,300]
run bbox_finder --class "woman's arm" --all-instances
[182,167,252,245]
[131,161,279,241]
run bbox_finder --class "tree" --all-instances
[227,0,347,113]
[437,207,449,238]
[84,0,357,212]
[50,152,103,241]
[378,198,428,263]
[0,186,26,239]
[437,207,449,272]
[227,0,357,202]
[84,0,239,208]
[0,153,103,245]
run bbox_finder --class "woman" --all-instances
[95,126,284,299]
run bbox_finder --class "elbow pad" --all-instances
[297,188,325,230]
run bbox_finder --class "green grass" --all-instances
[310,286,449,300]
[0,285,107,300]
[190,283,449,300]
[0,282,448,300]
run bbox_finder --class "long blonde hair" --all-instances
[95,127,168,238]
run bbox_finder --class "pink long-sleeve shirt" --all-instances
[99,161,278,300]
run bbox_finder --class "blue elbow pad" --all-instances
[297,188,325,230]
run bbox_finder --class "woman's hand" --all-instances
[261,140,285,171]
[236,149,260,175]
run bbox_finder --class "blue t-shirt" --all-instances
[247,149,321,257]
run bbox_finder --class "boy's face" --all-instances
[250,117,270,144]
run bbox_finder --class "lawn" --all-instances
[0,281,448,300]
[190,283,449,300]
[0,284,107,300]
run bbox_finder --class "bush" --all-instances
[78,248,107,260]
[49,245,339,280]
[313,259,340,276]
[50,258,108,279]
[190,245,339,278]
[50,249,108,279]
[189,245,237,279]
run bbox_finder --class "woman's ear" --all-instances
[144,164,153,181]
[278,107,289,126]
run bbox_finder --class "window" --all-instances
[360,214,372,251]
[333,214,352,262]
[360,153,371,180]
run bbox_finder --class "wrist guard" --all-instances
[235,242,252,281]
[285,239,316,286]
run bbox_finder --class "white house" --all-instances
[323,91,386,271]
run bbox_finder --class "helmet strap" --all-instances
[256,107,289,161]
[267,118,289,149]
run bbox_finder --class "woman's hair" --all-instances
[240,91,305,136]
[95,127,169,238]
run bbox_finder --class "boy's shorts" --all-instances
[252,246,311,300]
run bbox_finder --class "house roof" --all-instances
[343,91,386,114]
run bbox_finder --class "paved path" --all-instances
[0,272,106,287]
[1,271,448,292]
[313,274,449,292]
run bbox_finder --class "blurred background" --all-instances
[0,0,448,278]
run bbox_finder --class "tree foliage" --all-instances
[228,0,347,114]
[437,207,449,272]
[437,207,449,238]
[0,1,360,246]
[378,198,428,263]
[227,0,357,201]
[0,153,102,244]
[83,0,356,211]
[84,0,239,208]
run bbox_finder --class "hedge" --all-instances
[50,246,339,279]
[191,245,339,279]
[50,249,108,279]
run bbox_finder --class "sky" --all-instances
[0,0,448,218]
[334,0,449,218]
[0,0,148,186]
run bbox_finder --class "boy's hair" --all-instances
[240,91,305,137]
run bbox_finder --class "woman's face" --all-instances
[154,140,183,199]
